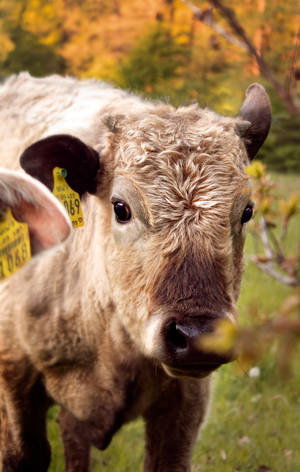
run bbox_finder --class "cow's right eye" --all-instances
[241,203,253,224]
[112,200,132,223]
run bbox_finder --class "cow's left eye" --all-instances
[241,204,253,224]
[112,200,132,223]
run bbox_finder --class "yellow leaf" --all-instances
[197,319,237,354]
[279,199,288,216]
[286,193,299,218]
[260,197,271,214]
[246,161,265,179]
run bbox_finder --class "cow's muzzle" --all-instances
[160,313,236,378]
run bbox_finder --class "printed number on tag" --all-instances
[0,208,31,280]
[52,167,84,228]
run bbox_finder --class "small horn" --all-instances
[237,83,272,160]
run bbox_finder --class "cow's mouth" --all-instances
[162,362,221,379]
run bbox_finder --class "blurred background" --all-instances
[0,1,299,471]
[0,0,299,172]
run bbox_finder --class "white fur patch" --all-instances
[192,200,219,209]
[143,315,163,356]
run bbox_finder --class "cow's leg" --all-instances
[58,408,91,472]
[0,372,51,472]
[143,376,211,472]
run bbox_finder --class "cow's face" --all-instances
[20,84,271,378]
[102,84,271,378]
[104,106,251,377]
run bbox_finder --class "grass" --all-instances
[48,172,300,472]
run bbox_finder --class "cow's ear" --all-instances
[20,134,100,197]
[0,169,71,255]
[235,83,272,160]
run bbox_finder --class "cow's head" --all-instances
[20,83,271,378]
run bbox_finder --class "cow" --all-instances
[0,73,271,472]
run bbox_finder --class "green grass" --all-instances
[48,172,300,472]
[192,357,300,472]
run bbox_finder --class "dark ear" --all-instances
[236,83,272,160]
[20,134,100,196]
[0,168,71,255]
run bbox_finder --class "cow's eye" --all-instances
[241,204,253,224]
[112,200,132,223]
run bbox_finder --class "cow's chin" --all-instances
[161,363,217,379]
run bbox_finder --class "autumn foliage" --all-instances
[1,1,299,172]
[0,1,298,104]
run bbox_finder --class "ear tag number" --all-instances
[52,167,84,228]
[0,208,31,280]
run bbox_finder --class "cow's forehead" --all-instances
[115,103,248,173]
[114,104,250,229]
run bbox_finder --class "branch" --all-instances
[286,28,300,95]
[209,0,299,115]
[268,227,284,259]
[280,217,289,248]
[259,217,273,259]
[269,318,300,335]
[181,0,299,115]
[252,257,300,287]
[180,0,248,50]
[253,217,300,286]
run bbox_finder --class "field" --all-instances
[48,173,300,472]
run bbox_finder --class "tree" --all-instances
[117,23,188,92]
[181,0,300,115]
[0,0,65,76]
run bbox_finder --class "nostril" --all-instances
[166,320,188,350]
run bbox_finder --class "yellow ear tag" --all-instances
[52,167,84,228]
[0,208,31,280]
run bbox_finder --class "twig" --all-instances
[267,226,284,259]
[181,0,299,115]
[259,217,273,259]
[180,0,248,50]
[209,0,299,115]
[280,217,289,248]
[286,28,300,95]
[252,257,300,287]
[253,217,299,286]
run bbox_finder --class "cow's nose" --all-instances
[163,315,235,369]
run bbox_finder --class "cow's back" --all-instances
[0,73,100,168]
[0,72,154,169]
